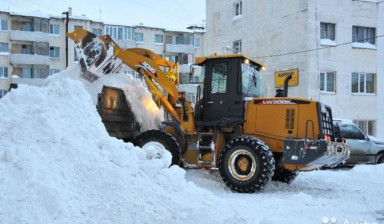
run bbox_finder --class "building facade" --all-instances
[205,0,383,138]
[0,9,205,103]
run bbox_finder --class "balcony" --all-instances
[165,44,195,54]
[10,54,50,66]
[10,30,50,42]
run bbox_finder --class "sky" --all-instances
[0,0,206,30]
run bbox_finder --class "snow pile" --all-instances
[0,67,220,223]
[0,65,383,223]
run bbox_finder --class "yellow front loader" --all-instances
[68,28,350,193]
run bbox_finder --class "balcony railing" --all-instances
[165,44,195,54]
[10,54,50,66]
[10,30,50,42]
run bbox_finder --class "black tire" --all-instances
[133,129,181,166]
[218,136,275,193]
[272,154,299,184]
[376,153,384,164]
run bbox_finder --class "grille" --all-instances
[285,108,295,129]
[320,104,334,139]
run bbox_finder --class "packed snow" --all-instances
[0,65,383,224]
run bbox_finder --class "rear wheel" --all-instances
[218,136,275,193]
[133,130,181,166]
[272,154,298,184]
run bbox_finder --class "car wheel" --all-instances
[376,153,384,164]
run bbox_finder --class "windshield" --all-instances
[339,123,366,140]
[242,61,262,97]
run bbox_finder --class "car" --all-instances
[333,119,384,165]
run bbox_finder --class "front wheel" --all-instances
[218,136,275,193]
[376,153,384,164]
[133,130,181,166]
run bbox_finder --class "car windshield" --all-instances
[339,123,366,140]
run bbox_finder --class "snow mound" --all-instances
[1,64,383,223]
[0,66,219,223]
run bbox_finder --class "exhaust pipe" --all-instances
[275,74,292,97]
[283,74,292,97]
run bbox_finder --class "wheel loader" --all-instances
[67,28,350,193]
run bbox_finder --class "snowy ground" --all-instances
[0,65,383,224]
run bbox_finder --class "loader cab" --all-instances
[194,54,264,128]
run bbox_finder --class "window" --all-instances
[49,47,60,58]
[1,19,8,31]
[320,23,335,40]
[33,66,49,79]
[352,26,375,44]
[172,36,181,44]
[34,42,49,56]
[354,120,375,136]
[0,43,9,54]
[339,123,366,140]
[74,25,83,31]
[21,22,32,31]
[135,32,144,42]
[155,34,163,44]
[320,71,336,93]
[22,67,32,78]
[351,73,375,94]
[92,28,102,37]
[34,19,48,32]
[49,24,60,35]
[49,69,60,75]
[170,55,179,63]
[0,90,7,98]
[233,40,242,54]
[234,1,242,16]
[211,62,228,94]
[74,47,78,62]
[0,66,8,78]
[194,37,200,48]
[22,45,32,54]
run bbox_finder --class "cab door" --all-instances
[201,59,231,122]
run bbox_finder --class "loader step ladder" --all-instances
[197,132,216,165]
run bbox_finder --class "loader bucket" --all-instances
[67,28,123,82]
[97,86,140,142]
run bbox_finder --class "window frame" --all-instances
[320,71,336,93]
[0,66,9,78]
[234,1,243,17]
[92,28,102,37]
[351,72,375,95]
[49,46,60,59]
[49,69,60,76]
[154,34,164,45]
[49,24,60,35]
[352,26,376,45]
[353,120,376,137]
[233,40,242,54]
[320,22,336,41]
[0,42,9,54]
[135,32,144,43]
[0,19,8,31]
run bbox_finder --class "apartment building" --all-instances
[205,0,384,138]
[0,9,205,104]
